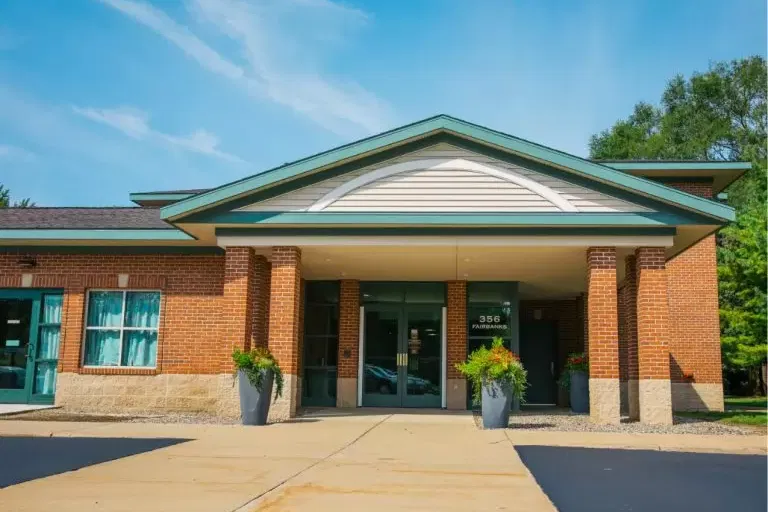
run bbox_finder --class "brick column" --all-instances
[221,247,256,373]
[446,281,467,410]
[250,256,271,349]
[267,246,302,420]
[624,255,640,420]
[586,247,620,424]
[337,280,360,408]
[636,247,673,425]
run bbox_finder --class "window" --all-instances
[83,291,161,367]
[302,281,339,407]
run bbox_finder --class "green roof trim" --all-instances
[215,226,677,237]
[0,229,194,241]
[599,161,752,171]
[192,212,717,227]
[130,192,198,202]
[160,115,737,223]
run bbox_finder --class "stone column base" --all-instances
[627,379,640,420]
[639,379,672,425]
[446,378,467,410]
[336,377,358,408]
[589,378,620,424]
[268,374,299,422]
[671,382,724,412]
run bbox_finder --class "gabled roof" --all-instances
[160,115,737,223]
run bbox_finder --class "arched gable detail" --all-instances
[307,158,579,212]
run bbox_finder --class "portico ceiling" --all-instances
[298,245,633,299]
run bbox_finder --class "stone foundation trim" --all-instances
[672,382,724,412]
[446,378,467,410]
[268,374,298,422]
[336,377,357,408]
[589,378,620,424]
[639,379,672,425]
[627,379,639,420]
[55,372,240,419]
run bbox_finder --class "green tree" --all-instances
[0,185,34,208]
[589,56,767,395]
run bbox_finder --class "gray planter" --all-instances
[481,379,513,429]
[569,370,589,414]
[238,369,273,426]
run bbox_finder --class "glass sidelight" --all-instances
[402,307,442,407]
[362,306,400,407]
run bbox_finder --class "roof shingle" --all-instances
[0,208,173,229]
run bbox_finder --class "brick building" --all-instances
[0,116,748,424]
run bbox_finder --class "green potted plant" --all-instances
[456,337,527,429]
[232,347,284,425]
[558,352,589,413]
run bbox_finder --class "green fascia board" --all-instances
[599,161,751,171]
[216,226,677,237]
[0,229,194,241]
[0,246,222,254]
[130,192,197,205]
[198,212,713,227]
[161,115,736,222]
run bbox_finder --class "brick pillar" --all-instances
[221,247,256,373]
[446,281,467,410]
[636,247,673,425]
[624,255,640,419]
[337,280,360,408]
[250,256,270,349]
[267,246,301,420]
[586,247,620,424]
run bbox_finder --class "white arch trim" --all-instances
[307,158,579,212]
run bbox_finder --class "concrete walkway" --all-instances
[0,413,764,511]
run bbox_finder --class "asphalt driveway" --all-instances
[516,445,768,512]
[0,436,189,488]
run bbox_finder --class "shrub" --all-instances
[456,337,527,405]
[232,347,284,399]
[557,352,588,390]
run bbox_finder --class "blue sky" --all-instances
[0,0,765,206]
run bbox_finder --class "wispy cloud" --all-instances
[72,105,245,163]
[0,143,36,162]
[97,0,393,136]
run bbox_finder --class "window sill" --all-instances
[79,367,158,376]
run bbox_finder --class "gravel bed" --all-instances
[0,408,239,425]
[473,410,756,435]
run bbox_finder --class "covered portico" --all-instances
[214,225,680,425]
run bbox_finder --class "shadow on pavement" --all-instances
[0,436,190,488]
[516,445,767,512]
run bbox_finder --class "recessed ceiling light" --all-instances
[463,273,469,277]
[325,258,332,263]
[341,271,347,277]
[463,258,471,263]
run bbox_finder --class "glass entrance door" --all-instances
[0,297,38,403]
[362,304,442,408]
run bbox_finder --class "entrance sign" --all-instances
[468,308,511,338]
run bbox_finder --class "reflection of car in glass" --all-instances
[406,374,439,395]
[364,364,396,394]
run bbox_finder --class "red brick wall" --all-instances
[337,280,360,379]
[446,281,467,380]
[251,256,270,349]
[0,251,225,375]
[624,255,639,382]
[267,247,301,375]
[635,247,671,380]
[221,247,255,372]
[617,284,628,383]
[586,247,619,379]
[664,180,722,384]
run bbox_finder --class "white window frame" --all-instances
[82,289,162,369]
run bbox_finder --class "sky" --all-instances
[0,0,765,206]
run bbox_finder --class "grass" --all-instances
[677,396,767,427]
[725,396,768,409]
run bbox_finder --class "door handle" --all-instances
[550,362,554,375]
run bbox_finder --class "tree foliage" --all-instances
[0,185,34,208]
[589,56,767,393]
